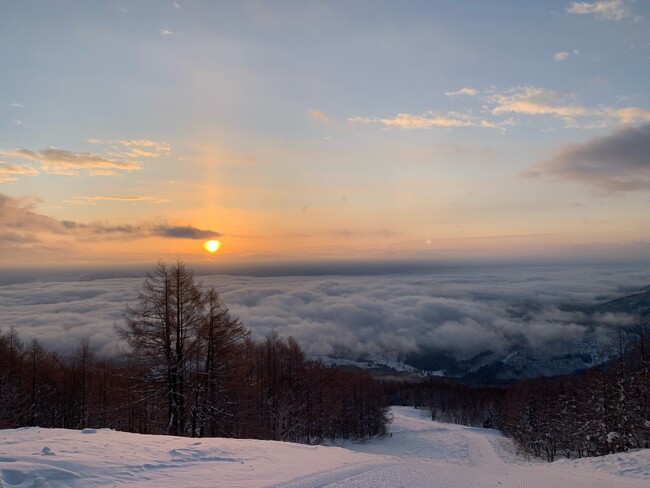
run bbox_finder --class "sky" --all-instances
[1,0,649,269]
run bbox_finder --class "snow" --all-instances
[314,353,445,376]
[552,449,650,481]
[1,407,648,487]
[501,351,518,363]
[314,353,420,373]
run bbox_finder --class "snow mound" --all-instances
[552,449,650,480]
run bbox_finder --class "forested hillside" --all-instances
[0,261,388,442]
[386,315,649,462]
[500,327,649,461]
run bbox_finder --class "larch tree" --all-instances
[193,287,250,437]
[118,260,205,436]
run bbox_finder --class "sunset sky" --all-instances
[1,0,649,269]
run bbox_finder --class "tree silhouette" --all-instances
[118,260,204,436]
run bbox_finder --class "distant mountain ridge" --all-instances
[595,286,650,315]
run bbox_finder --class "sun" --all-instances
[203,239,221,253]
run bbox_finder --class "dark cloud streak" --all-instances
[153,225,221,239]
[8,148,140,174]
[0,193,221,248]
[525,123,650,193]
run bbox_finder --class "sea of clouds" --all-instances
[0,264,648,359]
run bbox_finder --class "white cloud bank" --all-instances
[1,265,646,359]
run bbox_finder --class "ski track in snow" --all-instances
[0,407,648,487]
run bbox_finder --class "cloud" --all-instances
[488,86,650,128]
[309,109,334,125]
[554,51,570,61]
[351,85,649,132]
[603,106,650,125]
[553,49,579,62]
[0,194,71,237]
[566,0,639,21]
[0,193,220,249]
[349,112,506,131]
[0,162,39,182]
[524,123,650,193]
[444,87,478,97]
[160,29,174,36]
[0,264,646,358]
[65,195,169,205]
[4,148,141,176]
[116,139,170,150]
[87,138,171,158]
[350,113,472,129]
[173,1,181,9]
[489,86,589,120]
[153,225,221,239]
[0,140,171,182]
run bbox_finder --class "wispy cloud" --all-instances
[554,51,570,61]
[0,194,77,237]
[309,109,335,125]
[444,87,478,97]
[66,195,169,205]
[160,28,174,36]
[0,139,171,181]
[602,106,650,124]
[351,85,650,132]
[88,138,171,158]
[566,0,640,21]
[554,49,580,62]
[489,86,590,120]
[117,139,170,150]
[349,112,507,131]
[4,148,141,176]
[0,161,39,182]
[488,86,650,128]
[524,123,650,193]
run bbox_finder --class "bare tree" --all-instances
[117,260,204,436]
[192,288,250,437]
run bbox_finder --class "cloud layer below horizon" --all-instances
[1,265,647,360]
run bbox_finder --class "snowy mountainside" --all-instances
[1,407,648,487]
[312,352,442,377]
[322,284,650,382]
[316,329,622,382]
[595,285,650,315]
[315,339,615,383]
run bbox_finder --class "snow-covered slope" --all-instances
[1,407,648,487]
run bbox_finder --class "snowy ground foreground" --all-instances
[1,407,648,488]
